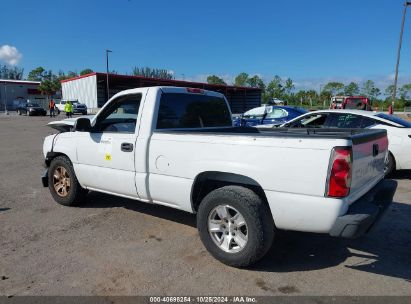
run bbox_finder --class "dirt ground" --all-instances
[0,114,410,296]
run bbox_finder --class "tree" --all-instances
[38,78,60,99]
[66,71,78,78]
[0,65,23,79]
[361,80,380,100]
[399,83,411,100]
[384,85,396,99]
[294,90,307,106]
[27,67,46,81]
[132,67,173,79]
[322,82,345,96]
[80,68,93,76]
[246,75,265,90]
[234,73,249,87]
[320,90,332,107]
[206,75,226,85]
[344,82,360,96]
[266,75,284,99]
[284,78,295,96]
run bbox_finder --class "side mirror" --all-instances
[74,117,91,132]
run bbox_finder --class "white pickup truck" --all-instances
[42,86,397,267]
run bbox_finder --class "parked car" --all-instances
[56,100,87,115]
[281,109,411,174]
[233,105,307,127]
[72,101,88,115]
[55,100,67,114]
[16,101,47,116]
[41,87,396,267]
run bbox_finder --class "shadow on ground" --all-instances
[81,191,197,228]
[388,170,411,180]
[80,192,411,281]
[253,200,411,281]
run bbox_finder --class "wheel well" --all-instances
[45,152,69,167]
[191,171,268,213]
[389,151,396,170]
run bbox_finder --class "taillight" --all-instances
[327,147,352,198]
[186,88,204,94]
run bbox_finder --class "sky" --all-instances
[1,0,410,91]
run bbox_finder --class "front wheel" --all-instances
[197,186,274,267]
[48,156,88,206]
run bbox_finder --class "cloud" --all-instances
[0,45,22,66]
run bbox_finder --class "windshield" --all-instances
[28,103,40,107]
[243,106,266,118]
[375,113,411,128]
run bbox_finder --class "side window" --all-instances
[331,114,362,128]
[156,93,232,129]
[94,94,142,133]
[266,109,287,119]
[290,113,328,128]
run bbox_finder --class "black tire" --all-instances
[197,185,274,267]
[384,152,395,176]
[17,109,21,115]
[48,156,88,206]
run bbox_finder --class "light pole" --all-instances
[392,0,411,108]
[106,49,112,101]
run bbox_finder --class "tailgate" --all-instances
[349,129,388,202]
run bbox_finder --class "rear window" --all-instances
[332,114,363,128]
[156,93,232,129]
[375,113,411,128]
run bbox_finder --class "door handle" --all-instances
[121,142,134,152]
[373,144,379,157]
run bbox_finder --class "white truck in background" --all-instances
[41,86,397,267]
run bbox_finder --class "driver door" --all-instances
[75,93,143,198]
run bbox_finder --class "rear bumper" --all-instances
[329,179,397,238]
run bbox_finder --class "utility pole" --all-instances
[106,49,112,101]
[392,0,411,108]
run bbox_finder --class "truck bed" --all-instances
[155,127,386,144]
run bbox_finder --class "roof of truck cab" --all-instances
[113,86,226,97]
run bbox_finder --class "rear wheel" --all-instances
[384,152,395,176]
[197,185,274,267]
[48,156,88,206]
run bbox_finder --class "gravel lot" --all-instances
[0,114,410,296]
